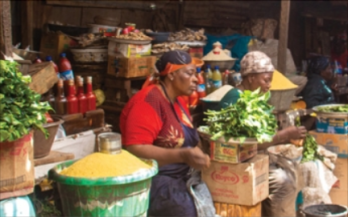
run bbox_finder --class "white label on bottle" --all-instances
[213,80,222,88]
[197,84,206,93]
[60,70,74,80]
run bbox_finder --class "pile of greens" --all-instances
[0,60,51,142]
[316,105,348,112]
[204,89,278,143]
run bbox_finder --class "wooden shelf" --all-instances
[34,151,74,167]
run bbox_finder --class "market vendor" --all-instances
[120,50,212,216]
[221,51,307,150]
[300,55,336,109]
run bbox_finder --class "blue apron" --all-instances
[147,84,199,217]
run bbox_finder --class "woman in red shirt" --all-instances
[120,51,212,216]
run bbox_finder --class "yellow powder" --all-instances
[270,70,298,90]
[60,151,151,178]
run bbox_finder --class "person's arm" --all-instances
[257,126,307,150]
[126,145,210,170]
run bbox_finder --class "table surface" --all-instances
[34,151,74,167]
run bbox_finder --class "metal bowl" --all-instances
[203,59,237,71]
[12,48,41,62]
[312,104,348,118]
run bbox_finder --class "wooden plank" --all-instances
[277,0,291,74]
[34,151,74,166]
[46,0,168,11]
[0,0,13,57]
[23,1,33,49]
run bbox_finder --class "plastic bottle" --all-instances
[204,66,213,94]
[67,79,78,114]
[86,76,96,111]
[223,70,230,85]
[212,66,222,91]
[34,55,42,64]
[59,53,74,80]
[54,79,67,115]
[77,77,88,114]
[196,67,206,98]
[45,56,59,77]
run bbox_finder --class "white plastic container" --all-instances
[88,24,120,33]
[71,48,107,62]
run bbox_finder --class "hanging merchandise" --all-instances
[196,67,206,98]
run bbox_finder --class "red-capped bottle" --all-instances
[77,77,88,114]
[86,76,96,111]
[54,79,67,115]
[67,79,78,114]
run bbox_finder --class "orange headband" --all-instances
[159,58,204,76]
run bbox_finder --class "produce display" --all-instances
[113,31,152,41]
[151,42,189,54]
[168,28,207,41]
[60,151,151,178]
[204,88,278,143]
[76,33,108,48]
[0,61,52,142]
[316,104,348,113]
[270,70,298,90]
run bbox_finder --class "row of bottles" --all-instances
[49,76,96,115]
[34,53,74,80]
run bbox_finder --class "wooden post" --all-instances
[21,1,33,49]
[0,0,13,57]
[277,0,291,74]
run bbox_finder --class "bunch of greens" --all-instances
[316,105,348,113]
[204,89,277,143]
[301,134,324,163]
[0,60,52,142]
[294,117,323,163]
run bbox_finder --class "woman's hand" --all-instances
[181,147,210,170]
[283,126,307,141]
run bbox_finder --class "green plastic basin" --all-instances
[48,159,158,217]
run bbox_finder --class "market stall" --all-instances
[1,0,348,216]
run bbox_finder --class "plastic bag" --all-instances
[262,150,299,217]
[186,169,217,217]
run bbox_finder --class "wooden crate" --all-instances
[214,202,262,217]
[72,62,108,90]
[52,109,105,136]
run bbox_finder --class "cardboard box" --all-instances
[40,32,78,62]
[316,116,348,134]
[329,189,348,207]
[332,158,348,190]
[202,154,269,205]
[0,133,34,200]
[107,55,156,78]
[309,131,348,158]
[210,139,258,164]
[28,62,59,94]
[108,41,152,58]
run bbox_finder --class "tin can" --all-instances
[97,132,122,154]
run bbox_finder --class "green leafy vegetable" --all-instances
[316,105,348,112]
[301,134,324,163]
[204,88,278,143]
[0,60,52,142]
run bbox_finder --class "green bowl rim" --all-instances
[48,158,158,186]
